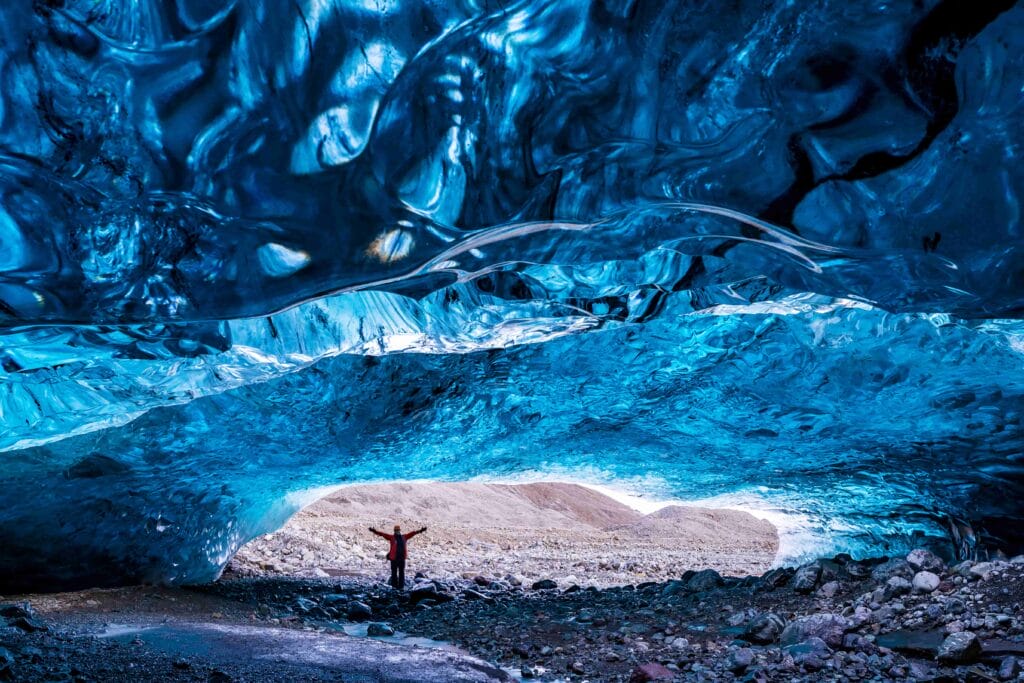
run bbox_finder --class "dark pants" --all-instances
[389,559,406,589]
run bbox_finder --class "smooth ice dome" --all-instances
[1,0,1024,590]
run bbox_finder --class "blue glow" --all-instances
[1,0,1023,589]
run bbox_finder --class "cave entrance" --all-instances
[228,480,781,588]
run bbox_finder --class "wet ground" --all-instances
[2,553,1023,681]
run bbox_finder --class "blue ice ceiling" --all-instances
[1,0,1023,590]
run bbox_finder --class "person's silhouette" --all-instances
[369,524,427,589]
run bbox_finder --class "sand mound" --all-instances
[611,505,778,553]
[308,482,642,530]
[233,482,780,585]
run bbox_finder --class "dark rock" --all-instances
[871,558,914,582]
[629,663,675,682]
[907,549,946,574]
[521,664,537,679]
[0,603,33,620]
[938,631,982,664]
[320,593,348,607]
[784,636,830,670]
[347,601,373,621]
[9,616,47,633]
[409,585,453,604]
[780,613,849,649]
[531,579,557,591]
[816,580,840,598]
[463,588,491,602]
[473,575,490,586]
[757,568,792,590]
[792,564,821,594]
[294,597,317,613]
[172,658,191,669]
[727,647,754,673]
[569,661,585,674]
[982,639,1024,658]
[741,613,786,645]
[208,670,233,683]
[999,656,1020,680]
[660,580,686,598]
[884,576,912,599]
[367,622,395,636]
[686,569,723,592]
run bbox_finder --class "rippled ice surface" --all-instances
[1,0,1023,588]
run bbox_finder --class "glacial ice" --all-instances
[1,0,1023,589]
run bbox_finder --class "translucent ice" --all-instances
[1,0,1023,589]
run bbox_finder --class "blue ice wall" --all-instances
[1,0,1024,589]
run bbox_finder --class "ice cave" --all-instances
[1,0,1024,592]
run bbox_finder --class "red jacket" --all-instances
[370,528,424,561]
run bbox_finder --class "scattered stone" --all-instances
[937,631,981,664]
[521,664,537,679]
[906,549,946,574]
[629,663,675,682]
[912,571,941,593]
[568,661,585,674]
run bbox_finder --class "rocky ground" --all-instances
[230,482,780,585]
[2,550,1023,681]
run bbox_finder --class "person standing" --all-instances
[369,524,427,589]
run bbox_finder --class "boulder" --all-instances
[912,571,940,593]
[906,549,946,574]
[937,631,981,664]
[531,579,557,591]
[780,613,850,649]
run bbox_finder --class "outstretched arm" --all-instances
[405,527,428,540]
[369,527,392,539]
